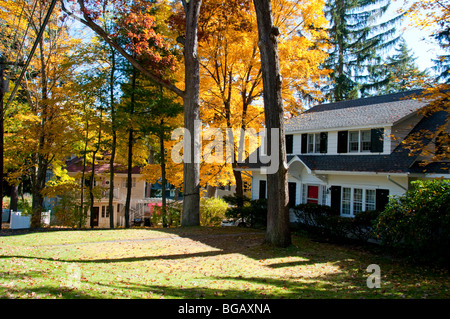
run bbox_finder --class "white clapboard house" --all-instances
[235,89,449,220]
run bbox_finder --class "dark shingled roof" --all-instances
[295,109,448,174]
[304,89,426,114]
[285,89,429,132]
[235,91,449,175]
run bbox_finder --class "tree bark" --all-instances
[108,46,116,229]
[181,0,202,226]
[89,109,102,228]
[125,68,137,229]
[159,121,167,227]
[31,32,50,229]
[252,0,291,247]
[79,116,88,228]
[125,128,133,228]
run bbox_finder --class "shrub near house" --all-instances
[375,179,450,265]
[292,203,380,243]
[292,179,449,266]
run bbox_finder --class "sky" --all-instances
[387,0,441,73]
[402,25,440,72]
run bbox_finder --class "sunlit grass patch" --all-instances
[0,227,448,299]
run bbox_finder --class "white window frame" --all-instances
[348,130,371,153]
[341,186,377,217]
[360,130,371,152]
[307,133,321,154]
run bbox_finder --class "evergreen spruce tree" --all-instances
[432,21,450,83]
[363,38,430,96]
[324,0,402,101]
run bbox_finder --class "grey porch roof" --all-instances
[285,89,428,132]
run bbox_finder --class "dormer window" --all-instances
[301,132,328,154]
[338,128,384,153]
[349,131,360,152]
[361,130,372,152]
[308,133,321,153]
[349,130,372,153]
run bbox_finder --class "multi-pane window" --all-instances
[348,130,372,152]
[361,130,371,152]
[365,189,376,211]
[342,187,352,215]
[341,187,377,216]
[353,188,363,214]
[349,132,359,152]
[302,132,328,154]
[308,133,321,153]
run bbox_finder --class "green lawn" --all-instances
[0,227,448,299]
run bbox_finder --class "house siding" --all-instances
[252,170,410,222]
[243,90,449,221]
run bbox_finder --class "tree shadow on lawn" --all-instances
[2,227,445,298]
[0,227,392,279]
[0,250,225,264]
[0,269,94,299]
[155,227,382,268]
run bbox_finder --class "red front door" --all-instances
[307,186,319,204]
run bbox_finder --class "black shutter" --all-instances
[330,186,341,215]
[337,131,348,153]
[376,189,390,211]
[371,128,384,153]
[301,133,308,154]
[259,180,267,199]
[320,132,328,153]
[286,134,293,154]
[288,182,297,207]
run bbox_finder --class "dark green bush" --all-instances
[293,204,380,243]
[349,210,381,242]
[375,179,450,264]
[223,194,267,228]
[292,203,335,228]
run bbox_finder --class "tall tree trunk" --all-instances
[9,185,18,212]
[79,126,88,228]
[108,46,116,229]
[124,68,137,229]
[125,129,133,228]
[31,33,49,229]
[88,154,97,229]
[31,157,47,228]
[108,130,117,229]
[159,121,167,228]
[89,109,102,228]
[181,0,202,226]
[252,0,291,247]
